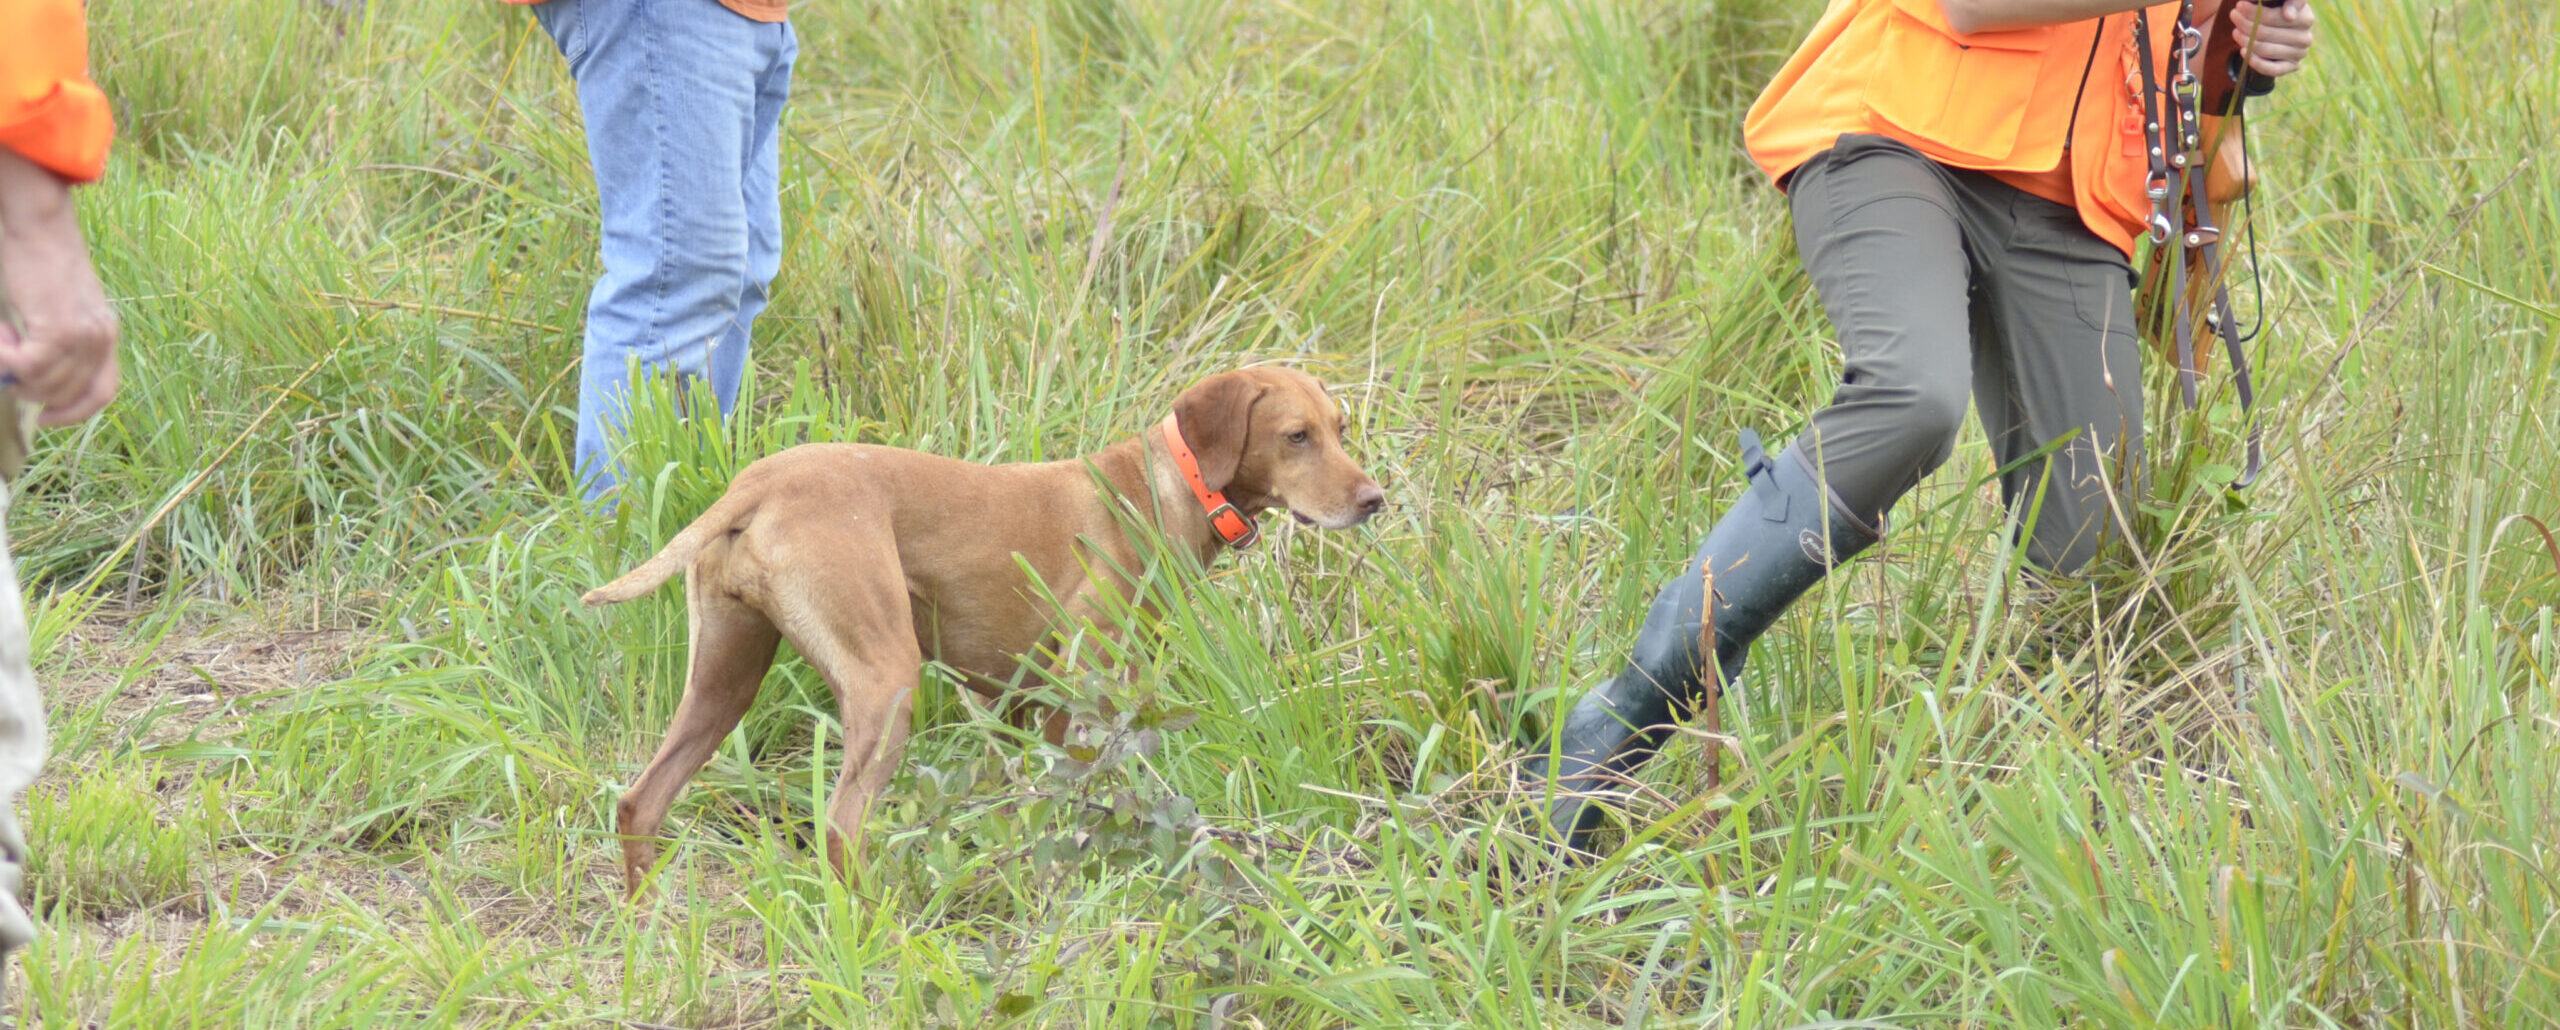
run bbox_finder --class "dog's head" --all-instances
[1171,367,1385,530]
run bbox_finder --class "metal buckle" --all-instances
[1205,501,1258,548]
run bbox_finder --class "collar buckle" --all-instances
[1204,501,1259,549]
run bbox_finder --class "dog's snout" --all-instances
[1354,483,1385,516]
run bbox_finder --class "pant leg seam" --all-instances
[644,0,675,364]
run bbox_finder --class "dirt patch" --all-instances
[42,617,363,756]
[20,617,790,1024]
[16,841,788,1024]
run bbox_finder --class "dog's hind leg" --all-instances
[767,559,924,883]
[616,570,782,898]
[822,652,920,883]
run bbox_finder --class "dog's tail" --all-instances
[581,492,754,607]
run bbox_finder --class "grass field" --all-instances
[10,0,2557,1025]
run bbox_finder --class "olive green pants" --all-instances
[1788,134,2145,573]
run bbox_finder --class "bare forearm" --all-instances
[0,149,77,236]
[0,145,120,427]
[1936,0,2154,35]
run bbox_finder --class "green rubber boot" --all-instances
[1522,430,1878,854]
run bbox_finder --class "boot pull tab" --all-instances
[1738,429,1790,523]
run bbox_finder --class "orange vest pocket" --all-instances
[1861,0,2054,165]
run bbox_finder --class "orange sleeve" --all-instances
[0,0,115,183]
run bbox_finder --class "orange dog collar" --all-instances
[1157,413,1259,549]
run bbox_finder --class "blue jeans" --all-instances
[532,0,797,500]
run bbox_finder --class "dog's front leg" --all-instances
[1014,591,1143,748]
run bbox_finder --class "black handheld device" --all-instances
[2202,0,2282,115]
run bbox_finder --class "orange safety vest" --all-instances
[1744,0,2211,259]
[0,0,113,183]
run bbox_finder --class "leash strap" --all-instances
[1157,412,1260,549]
[2136,1,2265,488]
[2187,129,2266,486]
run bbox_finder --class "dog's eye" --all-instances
[1287,429,1310,445]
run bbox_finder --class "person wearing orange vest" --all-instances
[1527,0,2314,852]
[0,0,123,954]
[502,0,796,501]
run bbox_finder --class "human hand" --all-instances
[2233,0,2315,79]
[0,149,119,427]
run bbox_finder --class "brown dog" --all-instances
[583,367,1384,894]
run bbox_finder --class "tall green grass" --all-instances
[8,0,2554,1025]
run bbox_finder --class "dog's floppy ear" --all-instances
[1172,372,1266,494]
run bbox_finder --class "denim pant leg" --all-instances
[534,0,798,500]
[716,25,797,412]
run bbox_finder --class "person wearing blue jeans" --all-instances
[521,0,798,500]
